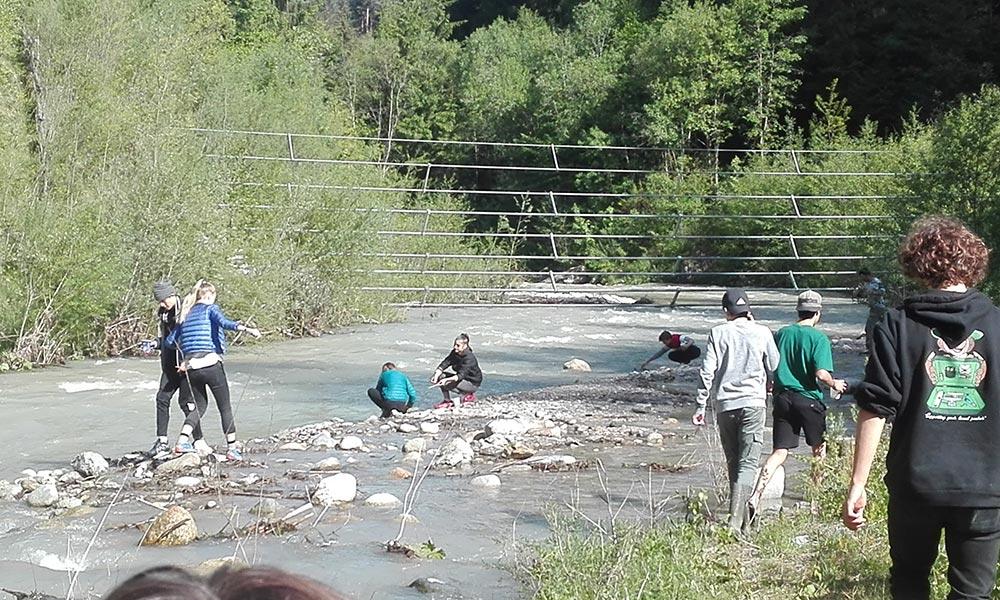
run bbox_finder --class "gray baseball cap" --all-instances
[797,290,823,312]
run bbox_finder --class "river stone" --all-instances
[175,476,201,488]
[402,452,422,463]
[390,467,413,479]
[315,473,357,505]
[537,426,563,438]
[485,419,529,437]
[311,433,337,449]
[314,457,342,472]
[59,471,83,485]
[26,484,59,508]
[280,442,308,451]
[156,453,201,475]
[437,438,474,467]
[143,506,197,546]
[647,432,664,445]
[409,577,449,594]
[397,423,419,433]
[338,436,364,451]
[193,557,248,577]
[563,358,592,372]
[477,443,505,458]
[250,498,281,518]
[0,480,21,501]
[403,438,427,453]
[19,478,40,493]
[525,455,577,468]
[55,496,83,510]
[20,469,36,478]
[71,452,109,478]
[420,422,440,434]
[505,444,536,460]
[471,474,501,488]
[364,492,402,507]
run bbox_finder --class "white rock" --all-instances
[471,475,502,488]
[364,415,380,424]
[0,481,21,500]
[420,422,440,434]
[71,452,109,478]
[206,500,218,509]
[311,433,337,449]
[397,423,419,433]
[437,438,474,467]
[313,457,342,472]
[563,358,592,372]
[485,419,529,437]
[315,473,357,505]
[279,442,308,451]
[156,453,202,475]
[55,496,83,509]
[59,471,83,485]
[20,469,36,478]
[379,424,392,432]
[363,492,402,507]
[647,432,664,445]
[237,474,261,486]
[338,436,364,451]
[402,452,422,463]
[26,484,59,508]
[524,455,577,467]
[403,438,427,453]
[175,476,202,488]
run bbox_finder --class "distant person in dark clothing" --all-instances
[639,330,701,369]
[855,267,888,351]
[843,217,1000,600]
[368,362,418,418]
[431,333,483,409]
[142,280,203,458]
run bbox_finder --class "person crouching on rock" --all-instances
[639,330,701,370]
[165,280,261,461]
[431,333,483,409]
[368,362,418,418]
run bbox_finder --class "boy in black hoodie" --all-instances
[843,217,1000,600]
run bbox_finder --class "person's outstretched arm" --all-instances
[640,347,668,369]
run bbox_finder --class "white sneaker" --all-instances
[193,439,214,456]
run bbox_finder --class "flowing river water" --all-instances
[0,291,869,599]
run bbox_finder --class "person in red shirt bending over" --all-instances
[639,330,701,370]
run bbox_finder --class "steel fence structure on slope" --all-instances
[193,127,905,306]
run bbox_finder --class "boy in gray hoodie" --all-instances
[695,289,780,532]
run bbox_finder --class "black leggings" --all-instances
[155,363,202,439]
[367,388,410,418]
[182,362,236,439]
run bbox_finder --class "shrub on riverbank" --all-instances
[525,426,966,599]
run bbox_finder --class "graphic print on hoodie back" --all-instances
[855,289,1000,507]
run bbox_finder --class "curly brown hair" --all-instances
[898,216,990,288]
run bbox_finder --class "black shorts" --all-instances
[667,346,701,364]
[772,389,827,449]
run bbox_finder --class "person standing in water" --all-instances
[844,217,1000,599]
[431,333,483,409]
[368,362,418,418]
[695,289,780,533]
[143,281,205,458]
[748,290,846,520]
[166,280,260,461]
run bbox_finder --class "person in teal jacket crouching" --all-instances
[368,362,418,417]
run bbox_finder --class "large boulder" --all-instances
[563,358,592,372]
[436,438,473,468]
[71,452,109,478]
[25,484,59,508]
[156,453,201,476]
[143,506,198,546]
[315,473,357,505]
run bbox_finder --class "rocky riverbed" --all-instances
[0,334,867,600]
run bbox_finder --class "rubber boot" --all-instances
[728,484,751,533]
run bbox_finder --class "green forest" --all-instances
[4,0,1000,364]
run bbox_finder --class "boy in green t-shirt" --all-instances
[748,291,847,517]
